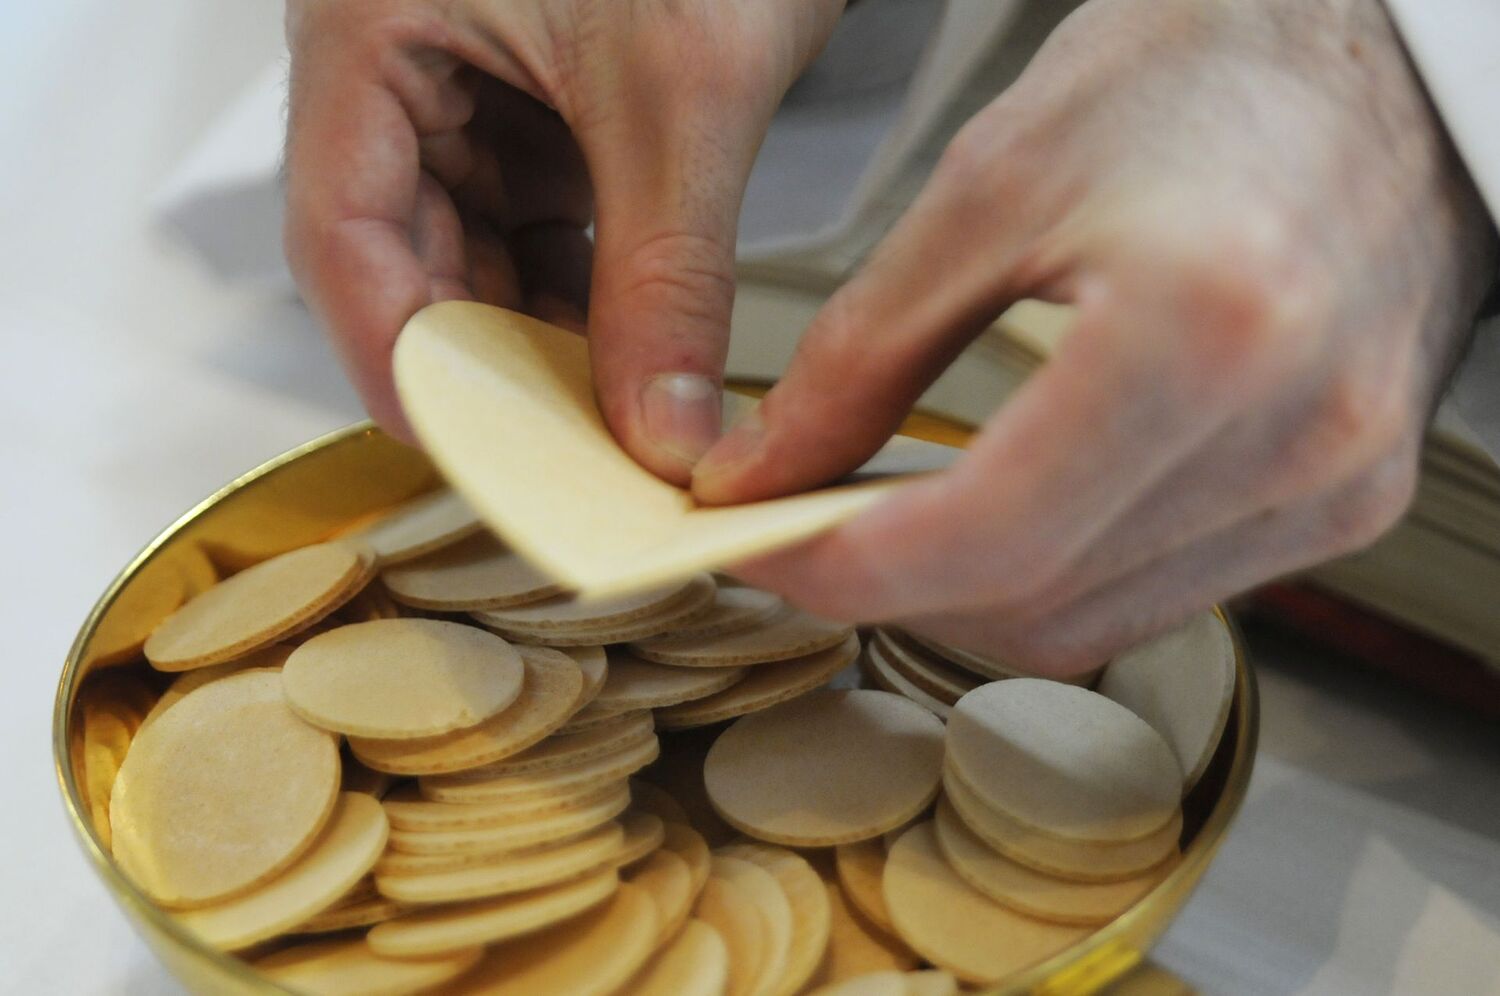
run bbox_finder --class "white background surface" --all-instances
[3,3,1498,994]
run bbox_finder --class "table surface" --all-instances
[3,4,1498,994]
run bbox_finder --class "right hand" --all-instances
[283,0,843,480]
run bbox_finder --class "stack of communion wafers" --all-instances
[92,486,1237,995]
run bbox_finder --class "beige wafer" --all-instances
[419,733,658,804]
[943,765,1181,882]
[933,796,1173,926]
[861,640,951,720]
[593,649,746,711]
[810,880,918,987]
[296,894,407,933]
[654,634,861,730]
[807,972,909,996]
[626,848,695,944]
[564,644,608,708]
[444,882,659,995]
[382,778,627,832]
[377,821,626,903]
[631,607,852,667]
[367,867,619,957]
[615,811,667,868]
[667,587,783,641]
[470,574,704,630]
[695,873,766,996]
[661,820,712,898]
[948,679,1181,844]
[353,489,484,566]
[382,533,561,611]
[144,543,370,671]
[834,839,897,937]
[348,645,584,775]
[110,670,340,908]
[900,631,1025,682]
[719,842,831,996]
[556,701,636,734]
[137,645,293,735]
[385,782,629,855]
[705,689,944,847]
[175,792,388,950]
[713,855,793,996]
[374,828,602,877]
[883,823,1089,986]
[283,619,525,739]
[429,709,654,781]
[628,918,732,996]
[476,574,717,647]
[255,936,481,996]
[872,629,981,704]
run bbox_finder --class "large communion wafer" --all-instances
[947,679,1181,843]
[705,690,944,846]
[283,619,524,739]
[110,670,340,908]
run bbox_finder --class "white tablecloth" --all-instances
[2,4,1497,993]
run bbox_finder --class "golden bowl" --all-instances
[54,420,1257,995]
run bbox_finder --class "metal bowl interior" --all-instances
[54,420,1257,995]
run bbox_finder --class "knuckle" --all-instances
[615,231,735,329]
[1326,449,1418,551]
[1310,371,1410,463]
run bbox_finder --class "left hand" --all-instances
[690,0,1499,676]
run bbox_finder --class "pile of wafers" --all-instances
[89,483,1237,995]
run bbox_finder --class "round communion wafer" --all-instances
[947,679,1181,843]
[1099,610,1236,791]
[808,971,910,996]
[593,650,746,711]
[654,634,861,730]
[354,489,484,566]
[662,820,712,897]
[377,821,626,904]
[144,543,369,671]
[696,874,766,996]
[385,782,630,856]
[477,574,718,647]
[427,708,654,781]
[255,936,482,996]
[297,894,408,933]
[383,533,561,611]
[933,796,1172,926]
[283,619,525,739]
[374,827,601,877]
[630,607,852,667]
[469,574,702,631]
[883,823,1090,986]
[367,867,620,957]
[900,631,1025,681]
[872,630,981,704]
[557,701,636,734]
[137,645,294,735]
[420,733,659,804]
[629,918,732,996]
[651,586,783,641]
[110,670,341,908]
[719,843,831,996]
[348,645,584,775]
[175,792,389,950]
[383,777,627,832]
[565,644,609,707]
[626,848,694,943]
[705,689,944,847]
[834,839,897,937]
[713,855,793,996]
[861,640,951,720]
[813,880,918,986]
[446,883,659,996]
[615,811,667,867]
[943,765,1181,882]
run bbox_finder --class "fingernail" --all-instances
[694,408,765,484]
[641,373,722,467]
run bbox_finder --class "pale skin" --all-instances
[284,0,1497,677]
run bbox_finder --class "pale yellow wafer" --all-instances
[385,782,629,855]
[933,796,1173,926]
[354,489,484,566]
[137,645,293,735]
[861,640,951,720]
[629,918,732,996]
[615,811,667,868]
[476,574,717,647]
[564,644,608,707]
[110,670,340,908]
[631,607,852,667]
[810,881,917,987]
[556,700,636,734]
[900,631,1024,681]
[378,821,626,903]
[943,764,1181,882]
[383,777,625,832]
[348,645,584,775]
[718,842,831,996]
[255,937,481,996]
[469,574,703,630]
[835,839,897,937]
[444,882,658,996]
[297,895,408,933]
[808,972,909,996]
[872,630,980,704]
[904,970,960,996]
[593,650,746,710]
[696,874,766,996]
[374,828,601,876]
[712,855,792,996]
[948,680,1181,843]
[383,533,561,611]
[419,733,658,804]
[667,587,783,641]
[662,820,712,899]
[283,619,524,739]
[367,867,619,957]
[654,634,861,730]
[705,689,944,847]
[423,708,653,780]
[1099,611,1236,792]
[175,792,388,950]
[632,780,693,828]
[145,543,369,671]
[626,848,694,943]
[883,823,1089,986]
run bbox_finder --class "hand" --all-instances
[283,0,842,480]
[693,0,1500,676]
